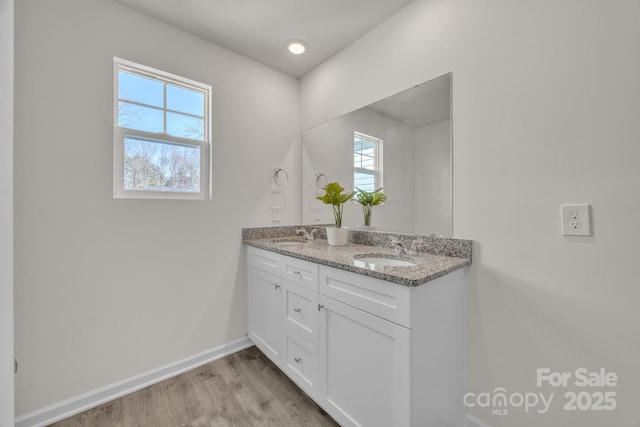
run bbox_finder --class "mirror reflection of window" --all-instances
[354,131,383,192]
[302,73,452,235]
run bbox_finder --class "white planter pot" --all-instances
[326,226,349,246]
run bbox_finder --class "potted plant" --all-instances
[316,182,355,246]
[355,187,386,228]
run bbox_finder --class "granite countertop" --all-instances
[243,232,471,287]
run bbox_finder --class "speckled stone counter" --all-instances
[242,225,472,287]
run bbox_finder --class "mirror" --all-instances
[301,73,452,236]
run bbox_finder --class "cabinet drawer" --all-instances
[283,326,319,398]
[247,246,281,276]
[282,255,318,292]
[319,265,411,328]
[283,282,318,344]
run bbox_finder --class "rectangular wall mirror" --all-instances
[301,72,453,236]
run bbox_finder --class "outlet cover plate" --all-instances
[561,204,591,236]
[272,206,281,222]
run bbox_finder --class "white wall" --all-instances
[413,120,451,236]
[301,1,640,426]
[14,0,299,416]
[0,0,14,424]
[302,107,414,231]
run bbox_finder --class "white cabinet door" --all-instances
[318,295,411,427]
[247,266,282,364]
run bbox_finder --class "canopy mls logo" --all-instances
[464,368,618,416]
[463,388,553,415]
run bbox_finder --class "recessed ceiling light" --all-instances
[286,40,308,55]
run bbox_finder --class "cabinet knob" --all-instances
[294,358,301,364]
[294,308,301,313]
[318,304,324,311]
[275,283,280,290]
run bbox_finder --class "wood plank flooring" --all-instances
[49,346,339,427]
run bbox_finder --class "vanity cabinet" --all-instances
[246,246,466,427]
[247,248,282,362]
[280,255,320,396]
[318,294,411,426]
[318,266,412,427]
[247,246,321,396]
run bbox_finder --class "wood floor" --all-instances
[49,346,339,427]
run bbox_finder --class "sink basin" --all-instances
[272,239,307,246]
[353,254,417,267]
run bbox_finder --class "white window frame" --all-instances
[354,131,383,190]
[113,57,212,199]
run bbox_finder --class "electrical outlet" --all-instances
[272,207,281,222]
[561,204,591,236]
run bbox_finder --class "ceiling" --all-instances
[367,73,451,128]
[113,0,415,77]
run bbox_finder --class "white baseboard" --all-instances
[15,336,253,427]
[466,413,493,427]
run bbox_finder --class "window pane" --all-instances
[167,112,204,141]
[354,171,375,193]
[167,85,204,117]
[118,101,164,133]
[355,135,377,171]
[361,156,375,170]
[360,140,375,152]
[118,71,163,107]
[124,137,200,192]
[361,147,376,157]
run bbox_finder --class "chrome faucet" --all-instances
[409,238,427,256]
[296,227,318,241]
[391,237,427,256]
[390,238,409,256]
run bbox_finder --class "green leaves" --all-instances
[355,188,386,226]
[316,182,355,206]
[355,187,386,207]
[316,182,355,228]
[315,183,386,227]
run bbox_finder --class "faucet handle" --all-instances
[390,238,407,255]
[410,238,427,255]
[296,227,316,241]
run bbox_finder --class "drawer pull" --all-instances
[293,308,301,313]
[274,283,280,290]
[294,358,301,364]
[292,271,302,276]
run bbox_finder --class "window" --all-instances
[113,57,211,199]
[354,131,383,192]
